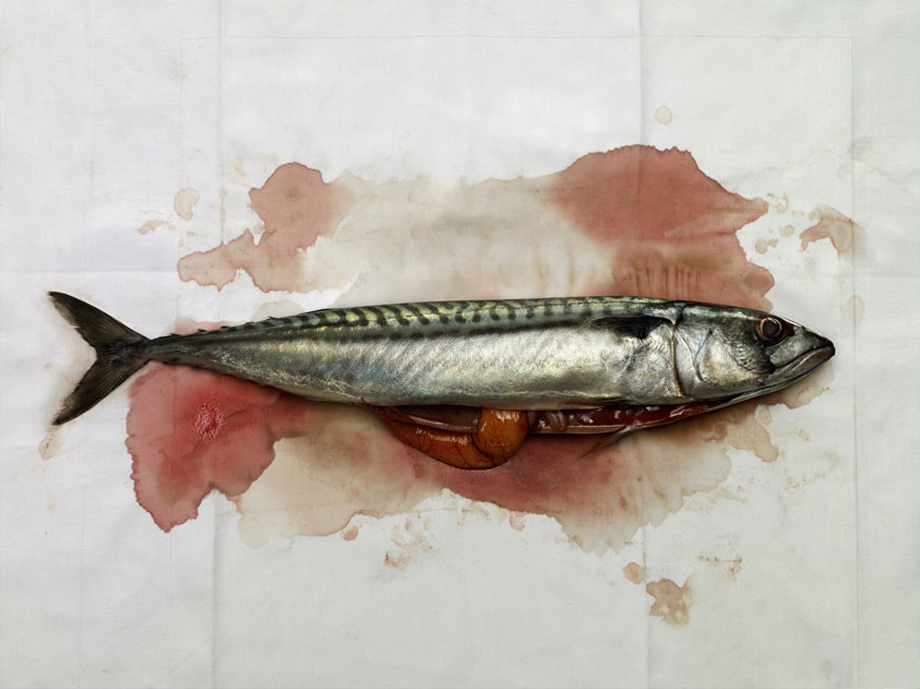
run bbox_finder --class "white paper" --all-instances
[1,2,918,687]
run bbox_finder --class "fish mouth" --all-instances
[766,338,835,388]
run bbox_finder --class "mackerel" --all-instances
[49,293,834,430]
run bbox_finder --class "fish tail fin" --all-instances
[48,292,150,425]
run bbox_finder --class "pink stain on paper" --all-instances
[123,146,830,547]
[126,366,312,531]
[546,146,772,309]
[177,163,347,292]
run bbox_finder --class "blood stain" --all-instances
[120,145,833,549]
[193,403,226,441]
[126,365,313,532]
[545,146,772,310]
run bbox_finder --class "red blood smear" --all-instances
[126,365,313,531]
[176,163,346,291]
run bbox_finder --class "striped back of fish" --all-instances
[201,296,672,340]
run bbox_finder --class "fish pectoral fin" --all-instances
[580,428,634,456]
[589,315,670,339]
[377,408,528,470]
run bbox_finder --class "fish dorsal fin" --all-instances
[589,315,670,339]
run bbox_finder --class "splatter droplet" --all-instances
[647,577,693,626]
[755,237,778,254]
[174,187,201,221]
[624,562,646,584]
[136,218,174,235]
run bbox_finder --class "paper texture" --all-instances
[1,2,918,687]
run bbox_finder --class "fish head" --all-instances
[673,304,835,402]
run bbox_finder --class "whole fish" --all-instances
[49,293,834,468]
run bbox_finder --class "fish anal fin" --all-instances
[580,428,635,456]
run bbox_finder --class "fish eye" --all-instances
[755,316,788,344]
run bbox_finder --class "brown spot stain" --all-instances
[784,450,840,491]
[623,562,645,584]
[800,205,864,256]
[775,362,834,411]
[698,554,743,578]
[696,402,779,463]
[755,237,778,254]
[508,512,526,531]
[646,576,693,626]
[136,218,174,235]
[766,194,791,213]
[846,294,865,324]
[39,426,66,461]
[384,513,436,569]
[174,187,200,221]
